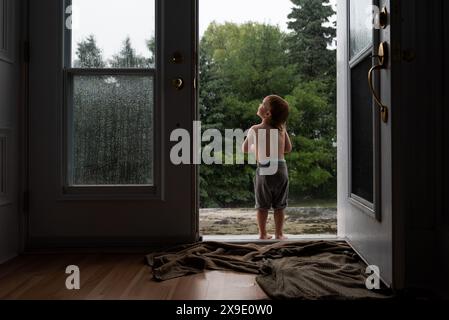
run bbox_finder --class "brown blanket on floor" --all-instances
[146,241,391,300]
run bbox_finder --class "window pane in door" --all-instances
[350,56,373,203]
[69,74,154,186]
[349,0,373,59]
[67,0,155,68]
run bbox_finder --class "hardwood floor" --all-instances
[0,254,268,300]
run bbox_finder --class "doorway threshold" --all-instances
[202,234,342,244]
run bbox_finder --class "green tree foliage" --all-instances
[110,36,148,68]
[286,1,337,142]
[284,81,336,198]
[286,136,335,196]
[201,22,296,102]
[286,81,335,140]
[146,38,156,68]
[74,35,105,68]
[285,0,337,200]
[287,0,336,80]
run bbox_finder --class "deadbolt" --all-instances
[379,7,388,29]
[172,78,184,90]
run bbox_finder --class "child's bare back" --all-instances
[242,95,292,240]
[250,123,291,163]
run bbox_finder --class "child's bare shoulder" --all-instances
[248,124,262,133]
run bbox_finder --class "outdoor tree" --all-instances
[110,36,148,68]
[146,38,156,68]
[74,35,105,68]
[287,0,336,80]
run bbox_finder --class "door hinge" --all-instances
[23,41,30,64]
[23,190,30,212]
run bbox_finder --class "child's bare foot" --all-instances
[275,235,288,240]
[259,233,273,240]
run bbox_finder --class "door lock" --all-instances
[378,6,388,29]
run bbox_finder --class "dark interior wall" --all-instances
[444,0,449,226]
[0,0,22,263]
[396,0,447,295]
[443,1,449,222]
[439,0,449,298]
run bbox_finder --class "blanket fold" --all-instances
[146,241,391,300]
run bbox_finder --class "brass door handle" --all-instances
[368,42,389,123]
[172,77,184,90]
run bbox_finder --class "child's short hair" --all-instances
[264,95,289,130]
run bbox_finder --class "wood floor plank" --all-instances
[12,255,83,300]
[0,254,268,300]
[171,272,210,300]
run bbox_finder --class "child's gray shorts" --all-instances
[254,161,289,210]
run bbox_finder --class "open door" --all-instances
[337,0,393,286]
[26,0,199,247]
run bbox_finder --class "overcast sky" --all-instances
[71,0,336,63]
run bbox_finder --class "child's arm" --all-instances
[242,127,256,154]
[284,130,292,154]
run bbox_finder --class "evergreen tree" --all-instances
[287,0,336,80]
[146,37,156,68]
[74,35,105,68]
[110,36,148,68]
